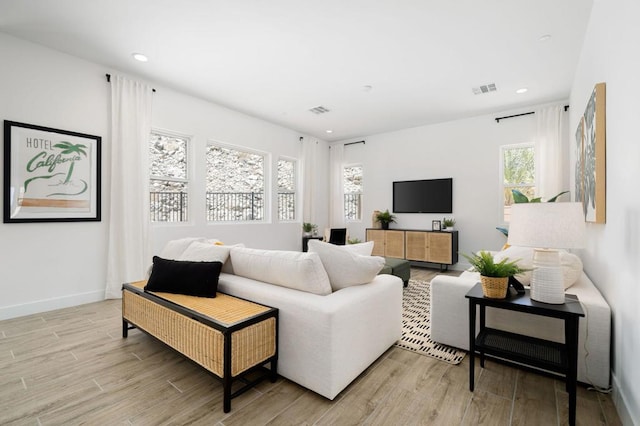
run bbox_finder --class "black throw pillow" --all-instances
[144,256,222,298]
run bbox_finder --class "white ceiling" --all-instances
[0,0,593,142]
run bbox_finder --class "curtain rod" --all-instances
[105,74,156,92]
[495,105,569,123]
[344,140,365,146]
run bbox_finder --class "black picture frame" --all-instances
[432,220,441,231]
[3,120,101,223]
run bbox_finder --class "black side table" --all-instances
[302,235,323,252]
[465,283,584,426]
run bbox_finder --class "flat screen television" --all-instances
[393,178,453,213]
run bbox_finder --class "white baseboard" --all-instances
[612,372,638,426]
[0,290,106,321]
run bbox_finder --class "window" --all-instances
[344,165,363,221]
[149,132,189,222]
[501,143,535,222]
[277,158,296,221]
[206,144,265,222]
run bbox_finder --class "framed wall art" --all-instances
[3,121,101,223]
[578,82,606,223]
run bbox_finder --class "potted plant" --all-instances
[443,217,456,230]
[347,237,362,244]
[302,222,316,237]
[462,251,528,299]
[375,209,396,230]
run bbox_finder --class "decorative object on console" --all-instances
[442,217,456,230]
[371,210,382,228]
[462,250,528,299]
[302,222,317,236]
[375,209,396,230]
[507,202,585,304]
[432,220,441,231]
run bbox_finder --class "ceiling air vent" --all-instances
[309,105,330,114]
[472,83,497,95]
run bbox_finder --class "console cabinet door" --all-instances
[428,232,453,264]
[385,231,405,258]
[366,229,386,256]
[405,231,428,261]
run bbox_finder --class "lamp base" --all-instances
[530,249,565,304]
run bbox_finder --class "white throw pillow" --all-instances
[179,241,231,264]
[343,241,374,256]
[493,246,535,285]
[307,240,385,291]
[230,247,332,295]
[159,237,208,260]
[560,252,583,289]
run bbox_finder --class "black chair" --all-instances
[328,228,347,245]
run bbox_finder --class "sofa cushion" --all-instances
[179,241,231,264]
[159,237,208,259]
[145,256,222,298]
[345,241,374,256]
[493,246,534,284]
[230,247,332,295]
[308,240,385,291]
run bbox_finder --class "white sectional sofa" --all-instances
[157,238,403,400]
[431,269,611,389]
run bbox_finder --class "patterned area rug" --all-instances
[395,279,466,364]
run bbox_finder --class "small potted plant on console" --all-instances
[462,251,528,299]
[375,209,396,230]
[443,217,456,231]
[302,222,316,237]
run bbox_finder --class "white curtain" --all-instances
[302,137,317,224]
[328,144,345,228]
[535,105,567,199]
[105,75,153,299]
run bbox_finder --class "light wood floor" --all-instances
[0,267,621,425]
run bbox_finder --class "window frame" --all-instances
[205,140,270,223]
[149,129,192,224]
[343,163,363,222]
[276,156,297,222]
[499,142,535,223]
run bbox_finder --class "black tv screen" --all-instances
[393,178,453,213]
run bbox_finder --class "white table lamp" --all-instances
[507,202,585,304]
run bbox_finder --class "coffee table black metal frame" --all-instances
[465,283,584,426]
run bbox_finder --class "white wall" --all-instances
[339,103,569,267]
[569,0,640,423]
[0,34,110,319]
[0,33,329,320]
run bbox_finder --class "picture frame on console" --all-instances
[432,220,441,231]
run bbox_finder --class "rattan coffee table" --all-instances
[122,280,278,413]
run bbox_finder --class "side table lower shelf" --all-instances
[476,328,567,373]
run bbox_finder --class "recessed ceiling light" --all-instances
[326,130,333,134]
[132,53,148,62]
[516,88,528,94]
[539,34,552,42]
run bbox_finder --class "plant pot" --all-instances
[381,222,389,230]
[480,276,509,299]
[303,231,312,237]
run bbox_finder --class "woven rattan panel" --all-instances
[123,291,225,376]
[128,280,270,325]
[123,290,276,377]
[230,318,276,376]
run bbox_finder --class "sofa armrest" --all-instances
[430,274,479,350]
